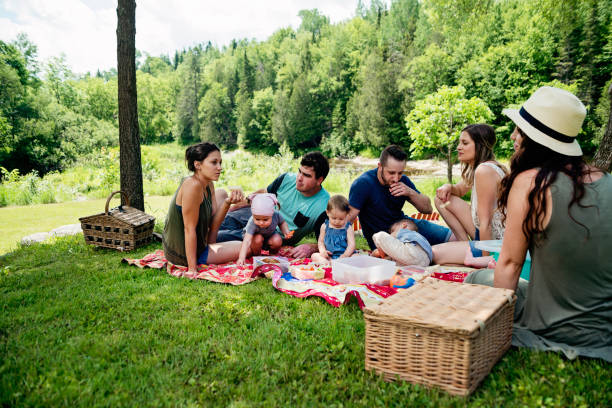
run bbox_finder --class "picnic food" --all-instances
[389,273,415,289]
[252,256,290,277]
[289,264,325,280]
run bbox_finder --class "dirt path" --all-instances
[330,157,461,180]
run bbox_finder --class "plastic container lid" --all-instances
[473,240,503,253]
[473,240,531,260]
[332,255,397,285]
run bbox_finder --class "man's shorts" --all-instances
[217,206,252,242]
[409,217,452,246]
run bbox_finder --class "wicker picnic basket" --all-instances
[79,191,155,251]
[364,277,515,396]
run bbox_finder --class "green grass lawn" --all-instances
[1,235,610,407]
[0,196,172,255]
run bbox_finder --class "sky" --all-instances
[0,0,360,75]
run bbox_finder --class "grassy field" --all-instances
[0,144,357,207]
[4,150,607,406]
[1,235,610,407]
[0,196,172,255]
[0,164,442,255]
[0,143,452,207]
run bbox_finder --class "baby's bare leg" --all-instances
[267,233,282,253]
[250,233,264,256]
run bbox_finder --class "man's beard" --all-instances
[380,170,391,186]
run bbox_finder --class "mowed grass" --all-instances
[1,235,610,407]
[0,196,172,255]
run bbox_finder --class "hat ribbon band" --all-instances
[519,107,574,143]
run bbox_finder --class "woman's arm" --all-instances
[474,165,501,246]
[317,223,329,259]
[494,171,536,290]
[341,227,356,258]
[181,179,204,272]
[436,180,470,202]
[237,233,253,265]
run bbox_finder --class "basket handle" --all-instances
[105,190,130,215]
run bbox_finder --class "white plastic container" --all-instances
[252,256,290,274]
[473,240,531,280]
[332,255,397,285]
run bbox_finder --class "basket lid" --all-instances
[109,206,155,226]
[364,278,515,335]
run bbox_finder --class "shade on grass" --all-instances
[0,235,610,407]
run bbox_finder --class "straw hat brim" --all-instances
[503,108,582,156]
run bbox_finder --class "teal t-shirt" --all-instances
[267,173,330,245]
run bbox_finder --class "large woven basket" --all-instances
[364,278,515,396]
[79,191,155,251]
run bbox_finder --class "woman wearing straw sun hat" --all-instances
[465,86,612,362]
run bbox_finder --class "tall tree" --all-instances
[176,50,202,144]
[298,9,329,41]
[350,51,403,149]
[405,85,493,182]
[592,82,612,171]
[116,0,144,210]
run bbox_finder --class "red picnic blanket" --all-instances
[122,248,398,308]
[122,249,260,285]
[122,249,470,309]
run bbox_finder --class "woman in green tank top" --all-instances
[163,143,245,272]
[466,86,611,361]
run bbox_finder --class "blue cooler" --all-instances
[474,240,531,281]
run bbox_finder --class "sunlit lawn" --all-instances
[0,196,171,255]
[2,169,608,406]
[1,235,609,406]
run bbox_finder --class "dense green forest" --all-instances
[1,0,611,176]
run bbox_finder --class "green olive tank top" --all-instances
[162,178,213,266]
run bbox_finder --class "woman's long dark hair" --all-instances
[460,124,506,187]
[498,132,597,243]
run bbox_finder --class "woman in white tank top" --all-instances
[431,124,507,266]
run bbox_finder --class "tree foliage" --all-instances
[1,0,611,176]
[406,85,494,182]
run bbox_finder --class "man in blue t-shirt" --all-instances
[348,145,452,250]
[216,152,330,258]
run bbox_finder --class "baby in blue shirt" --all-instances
[372,219,432,267]
[311,195,356,265]
[237,193,292,265]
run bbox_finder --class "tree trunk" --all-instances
[592,83,612,172]
[116,0,144,210]
[447,144,453,183]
